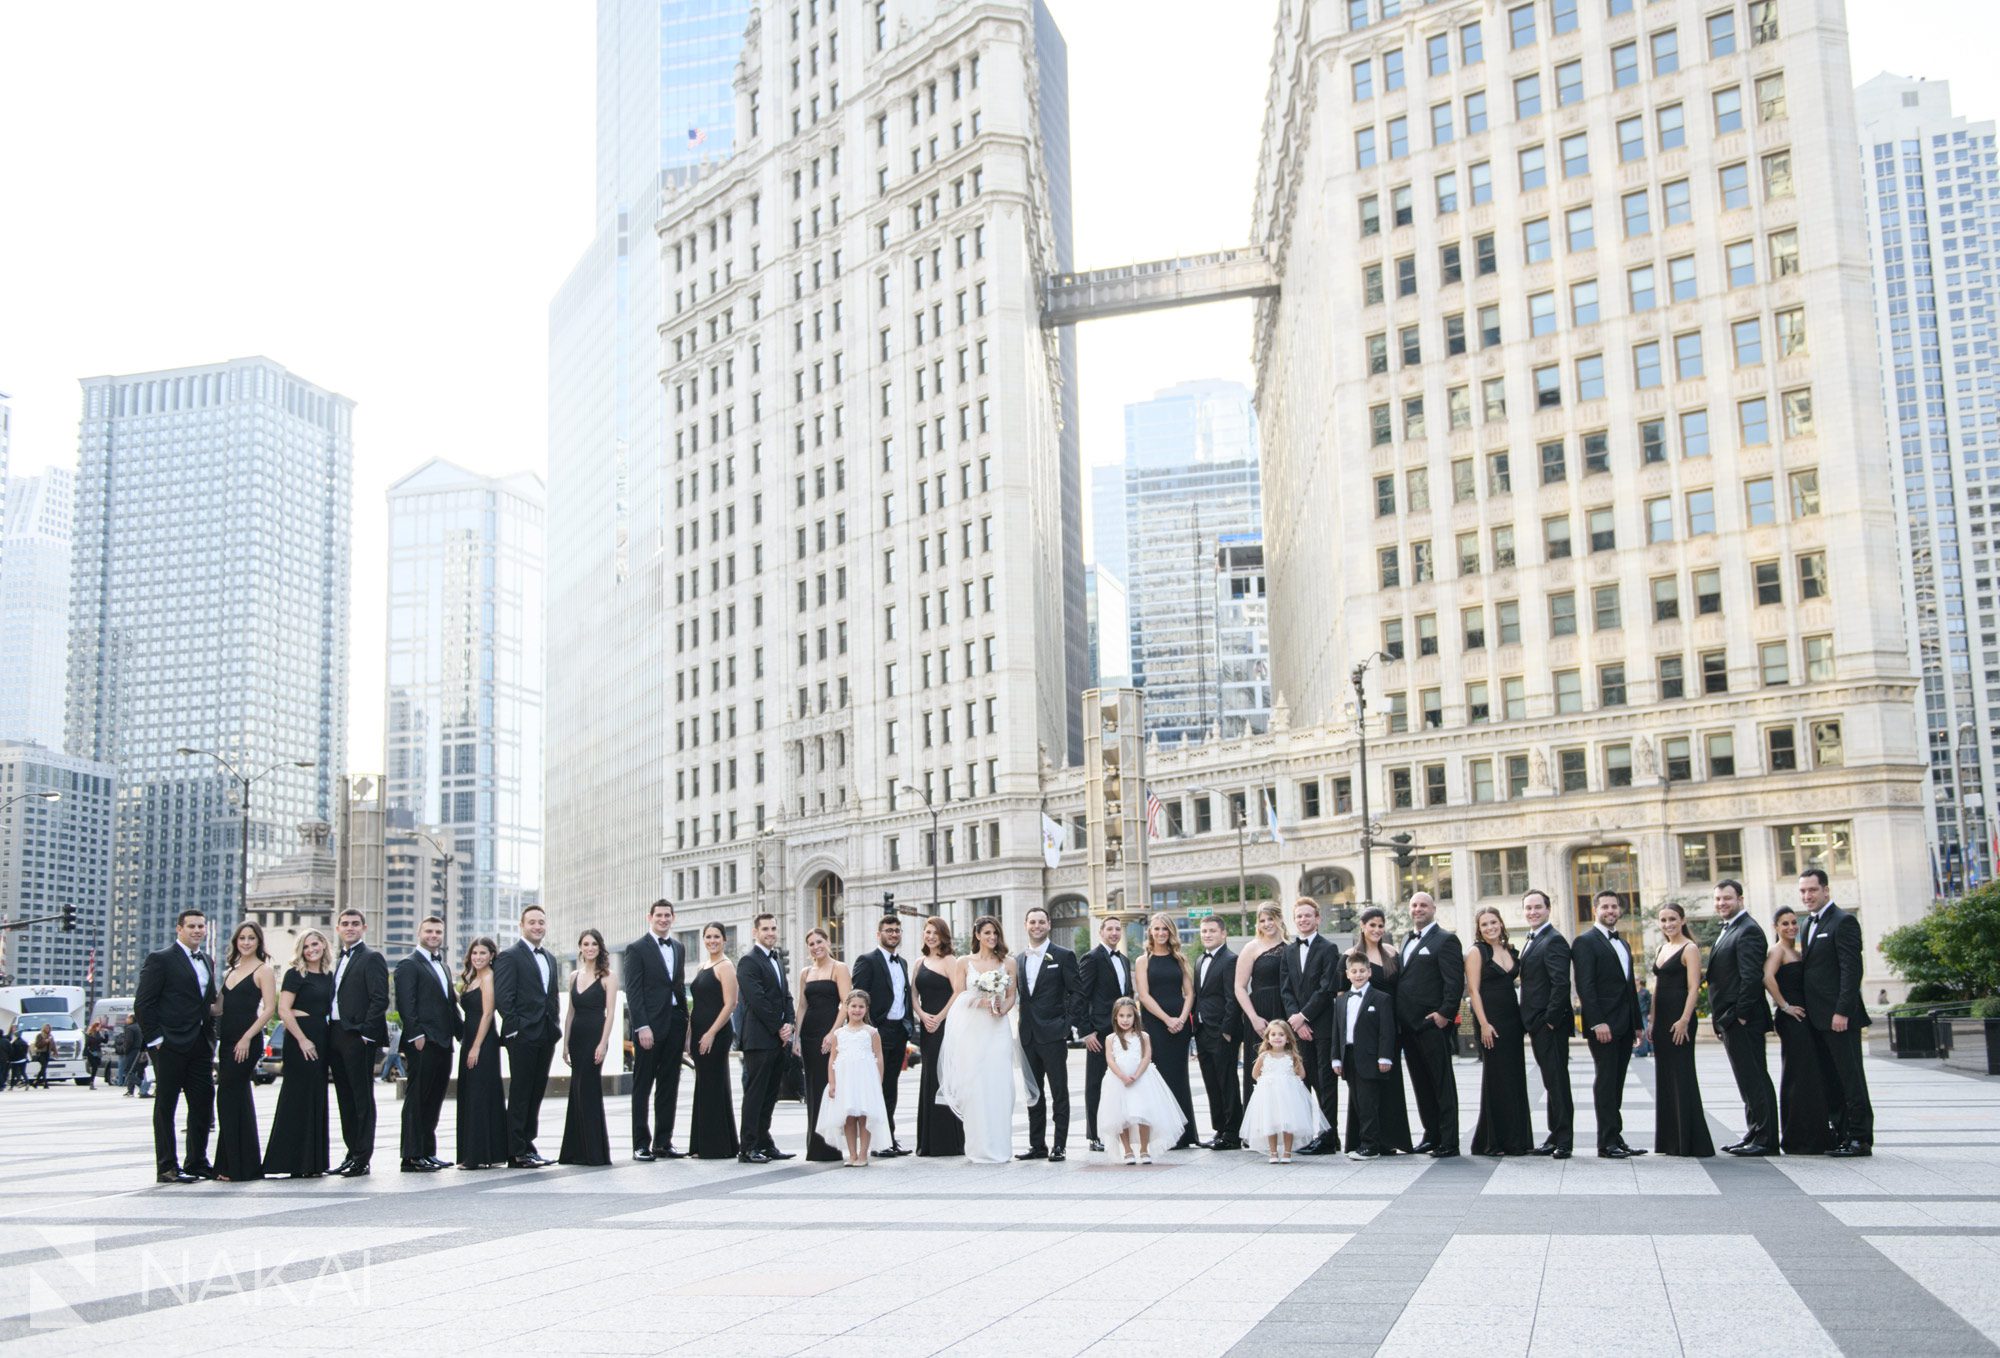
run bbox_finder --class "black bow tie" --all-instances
[532,947,545,957]
[341,948,354,959]
[430,953,442,965]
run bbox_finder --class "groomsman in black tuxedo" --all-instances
[1013,905,1081,1161]
[1573,890,1647,1158]
[1395,892,1464,1158]
[494,904,562,1167]
[1077,914,1132,1151]
[134,908,217,1183]
[1192,915,1244,1150]
[1518,889,1575,1159]
[1331,951,1398,1158]
[328,908,390,1176]
[1798,868,1873,1156]
[393,915,459,1172]
[1283,897,1343,1154]
[852,913,914,1157]
[736,912,797,1162]
[1707,879,1778,1156]
[624,898,690,1160]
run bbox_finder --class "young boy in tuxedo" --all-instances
[1330,952,1398,1160]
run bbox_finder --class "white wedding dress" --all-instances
[934,961,1038,1164]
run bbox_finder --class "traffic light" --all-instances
[61,904,76,933]
[1388,833,1416,871]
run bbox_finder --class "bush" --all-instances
[1907,982,1958,1004]
[1882,887,2000,1000]
[1973,996,2000,1020]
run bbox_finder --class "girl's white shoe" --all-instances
[1139,1152,1153,1165]
[1123,1152,1138,1166]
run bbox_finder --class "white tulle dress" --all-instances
[819,1025,891,1145]
[1096,1032,1188,1144]
[935,961,1038,1164]
[1240,1054,1330,1143]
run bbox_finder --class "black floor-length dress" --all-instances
[559,977,612,1166]
[1469,942,1534,1156]
[688,966,739,1159]
[1775,958,1834,1155]
[456,986,510,1168]
[262,969,331,1178]
[914,963,964,1157]
[214,971,266,1180]
[800,977,844,1162]
[1243,947,1285,1103]
[1652,945,1715,1157]
[1142,953,1197,1143]
[1347,956,1416,1154]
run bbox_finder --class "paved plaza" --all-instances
[2,1047,1997,1356]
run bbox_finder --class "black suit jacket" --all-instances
[736,945,795,1050]
[1573,927,1642,1037]
[851,946,915,1045]
[1192,945,1243,1049]
[1280,935,1343,1029]
[1393,925,1466,1033]
[623,932,689,1036]
[394,950,461,1051]
[1329,984,1399,1079]
[1518,924,1575,1033]
[1801,903,1871,1030]
[135,943,216,1051]
[1014,943,1080,1047]
[493,939,562,1043]
[1706,914,1772,1034]
[1077,944,1134,1037]
[332,942,391,1046]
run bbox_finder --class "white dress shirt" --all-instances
[332,945,352,1021]
[881,946,907,1017]
[654,932,676,981]
[1401,923,1432,963]
[533,945,551,992]
[1105,948,1127,993]
[1199,948,1218,989]
[1597,923,1631,978]
[1343,984,1367,1043]
[425,951,451,996]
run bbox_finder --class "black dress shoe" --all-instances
[424,1157,451,1170]
[185,1164,218,1180]
[655,1147,688,1159]
[1530,1144,1559,1157]
[401,1159,437,1173]
[1049,1148,1066,1163]
[1088,1139,1105,1153]
[1411,1140,1435,1156]
[1551,1148,1572,1160]
[1015,1148,1048,1161]
[1621,1145,1649,1157]
[1726,1144,1777,1157]
[508,1156,541,1169]
[737,1150,771,1164]
[156,1170,197,1184]
[1721,1140,1747,1154]
[1428,1148,1460,1159]
[633,1147,657,1162]
[887,1144,910,1157]
[336,1162,371,1177]
[872,1148,900,1159]
[763,1148,795,1161]
[330,1157,356,1177]
[1599,1146,1631,1159]
[1828,1141,1871,1158]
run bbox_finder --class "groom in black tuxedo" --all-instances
[1798,868,1873,1156]
[329,908,390,1176]
[1518,890,1575,1158]
[134,908,217,1182]
[393,915,459,1172]
[1573,890,1647,1158]
[1395,892,1464,1158]
[1014,905,1081,1161]
[850,914,913,1156]
[494,904,562,1167]
[1077,914,1132,1151]
[624,898,690,1160]
[736,912,797,1162]
[1192,915,1244,1150]
[1707,879,1777,1156]
[1283,898,1343,1154]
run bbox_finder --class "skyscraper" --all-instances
[1250,0,1927,979]
[545,0,753,929]
[0,741,115,994]
[70,359,351,991]
[1854,74,2000,891]
[1121,379,1262,745]
[0,467,74,749]
[385,459,545,947]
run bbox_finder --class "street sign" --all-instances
[1186,907,1215,920]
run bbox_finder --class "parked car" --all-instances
[254,1025,284,1084]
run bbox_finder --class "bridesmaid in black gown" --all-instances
[913,917,965,1157]
[1233,903,1289,1105]
[455,938,509,1168]
[263,929,333,1178]
[212,922,275,1181]
[1136,912,1198,1148]
[689,923,740,1159]
[1764,907,1833,1155]
[796,927,849,1163]
[1467,908,1534,1156]
[560,929,616,1166]
[1650,903,1715,1157]
[1349,906,1416,1154]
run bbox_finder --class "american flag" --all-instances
[687,126,707,147]
[1145,790,1163,840]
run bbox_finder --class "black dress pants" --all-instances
[504,1035,555,1159]
[1021,1037,1070,1152]
[1530,1025,1574,1152]
[1719,1022,1778,1149]
[399,1039,452,1161]
[328,1028,378,1165]
[150,1041,214,1175]
[1402,1022,1459,1151]
[630,1015,687,1152]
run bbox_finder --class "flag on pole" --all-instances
[687,126,707,147]
[1265,790,1284,845]
[1039,812,1064,869]
[1145,790,1163,841]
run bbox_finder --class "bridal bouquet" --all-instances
[970,968,1012,1008]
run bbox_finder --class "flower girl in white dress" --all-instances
[821,990,890,1166]
[1098,997,1188,1164]
[1241,1021,1329,1163]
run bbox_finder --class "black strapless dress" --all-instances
[456,986,509,1168]
[215,970,266,1180]
[689,966,738,1159]
[915,963,964,1156]
[800,977,844,1161]
[1469,943,1534,1156]
[1653,945,1715,1156]
[1242,947,1286,1102]
[1347,956,1414,1153]
[560,978,612,1165]
[1775,959,1834,1154]
[263,969,331,1177]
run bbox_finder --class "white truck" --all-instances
[0,985,91,1084]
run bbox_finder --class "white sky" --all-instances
[0,0,1994,771]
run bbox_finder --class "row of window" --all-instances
[1369,294,1805,378]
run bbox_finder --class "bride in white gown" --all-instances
[935,914,1038,1164]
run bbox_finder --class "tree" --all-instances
[1881,886,2000,999]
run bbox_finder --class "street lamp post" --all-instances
[899,784,942,916]
[413,830,456,947]
[1956,721,1979,898]
[0,791,61,815]
[1349,651,1395,907]
[176,748,315,921]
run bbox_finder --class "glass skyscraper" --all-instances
[384,460,545,948]
[0,466,74,750]
[70,359,351,991]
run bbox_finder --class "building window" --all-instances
[1706,731,1736,778]
[1700,649,1728,695]
[1606,744,1633,788]
[1663,736,1693,783]
[1559,748,1589,793]
[1476,847,1530,898]
[1811,719,1843,769]
[1659,655,1686,700]
[1766,724,1798,772]
[1600,664,1627,707]
[1775,821,1853,877]
[1681,830,1744,884]
[1798,552,1828,600]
